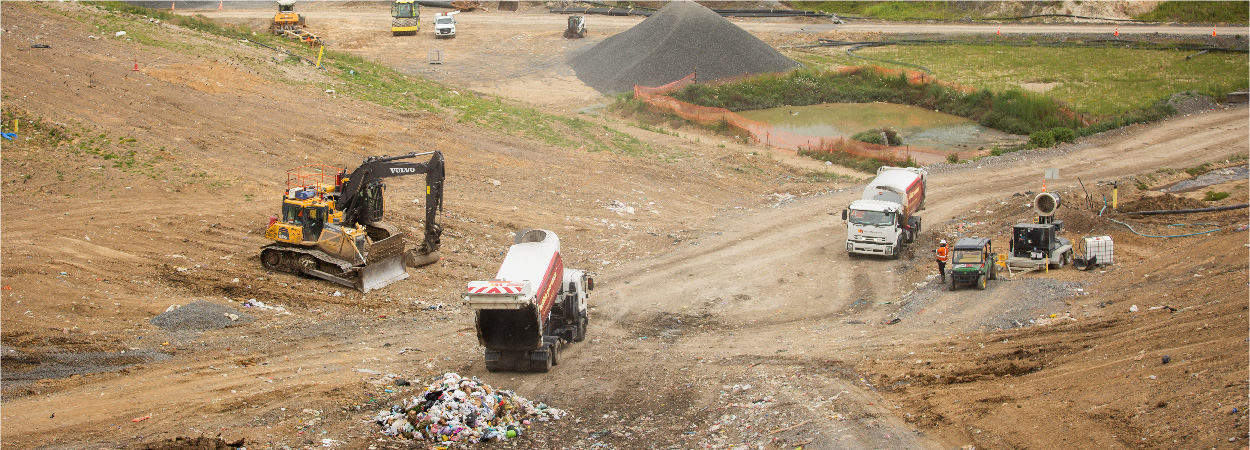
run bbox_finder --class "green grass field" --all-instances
[789,43,1248,119]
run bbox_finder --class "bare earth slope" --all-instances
[1,3,1247,450]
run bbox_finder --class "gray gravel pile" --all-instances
[569,1,799,94]
[150,300,253,331]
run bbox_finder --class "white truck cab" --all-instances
[434,13,456,38]
[845,199,905,257]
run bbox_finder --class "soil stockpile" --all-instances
[569,1,800,94]
[1117,193,1209,212]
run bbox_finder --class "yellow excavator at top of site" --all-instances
[271,0,305,34]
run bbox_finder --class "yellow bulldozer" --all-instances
[261,151,445,292]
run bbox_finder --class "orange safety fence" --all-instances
[634,67,992,164]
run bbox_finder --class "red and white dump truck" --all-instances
[463,229,592,372]
[842,166,928,259]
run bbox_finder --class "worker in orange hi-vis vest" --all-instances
[935,239,950,283]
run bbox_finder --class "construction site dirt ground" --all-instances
[1,2,1247,450]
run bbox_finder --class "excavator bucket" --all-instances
[358,254,409,292]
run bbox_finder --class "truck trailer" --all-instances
[842,167,928,259]
[463,229,591,372]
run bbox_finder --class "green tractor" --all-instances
[950,237,999,290]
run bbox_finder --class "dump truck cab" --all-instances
[950,237,997,290]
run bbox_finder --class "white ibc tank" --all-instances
[1083,235,1114,264]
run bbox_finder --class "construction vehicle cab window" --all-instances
[848,209,893,227]
[952,249,983,264]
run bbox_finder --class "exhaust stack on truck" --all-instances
[842,166,928,259]
[463,229,592,372]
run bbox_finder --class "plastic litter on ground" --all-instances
[375,372,565,444]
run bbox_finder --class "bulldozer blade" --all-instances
[358,254,409,293]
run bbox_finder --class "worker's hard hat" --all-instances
[939,239,947,245]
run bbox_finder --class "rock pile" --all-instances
[570,1,799,94]
[150,300,253,331]
[375,372,565,444]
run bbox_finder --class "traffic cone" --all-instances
[996,25,1001,36]
[1114,27,1119,37]
[219,1,223,10]
[133,58,139,71]
[170,2,175,10]
[1212,25,1217,36]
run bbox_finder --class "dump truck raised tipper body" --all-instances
[464,229,591,372]
[843,166,927,259]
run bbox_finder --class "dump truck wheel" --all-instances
[976,274,987,290]
[484,359,502,372]
[532,351,551,373]
[573,315,587,342]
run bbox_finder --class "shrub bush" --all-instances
[1051,127,1077,143]
[1029,130,1055,148]
[850,128,901,146]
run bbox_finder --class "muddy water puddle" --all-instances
[737,102,1026,154]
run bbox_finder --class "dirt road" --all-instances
[1,3,1247,450]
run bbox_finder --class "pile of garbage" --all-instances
[375,372,566,444]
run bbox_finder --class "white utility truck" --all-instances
[433,11,457,38]
[842,166,928,259]
[463,229,592,372]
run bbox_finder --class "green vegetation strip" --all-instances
[668,69,1085,137]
